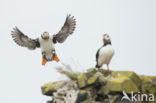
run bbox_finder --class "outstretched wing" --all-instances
[11,27,40,50]
[53,14,76,43]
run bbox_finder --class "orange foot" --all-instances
[53,53,60,62]
[42,56,47,66]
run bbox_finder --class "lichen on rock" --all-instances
[77,73,87,88]
[41,81,62,96]
[99,75,139,95]
[41,68,156,103]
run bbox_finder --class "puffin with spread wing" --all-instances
[11,15,76,65]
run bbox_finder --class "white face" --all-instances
[42,32,49,39]
[103,34,110,43]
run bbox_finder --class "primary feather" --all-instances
[54,14,76,43]
[11,27,40,50]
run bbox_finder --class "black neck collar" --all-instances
[103,41,112,46]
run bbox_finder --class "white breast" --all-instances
[98,45,114,65]
[39,35,55,60]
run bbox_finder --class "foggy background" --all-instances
[0,0,156,103]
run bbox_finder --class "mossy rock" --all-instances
[140,75,156,94]
[76,90,88,103]
[80,100,91,103]
[77,73,87,88]
[98,69,112,77]
[111,95,120,103]
[41,81,63,96]
[99,75,139,95]
[111,71,141,88]
[77,72,99,88]
[142,83,156,94]
[149,95,156,103]
[87,73,99,85]
[139,75,152,83]
[87,68,112,77]
[87,68,97,73]
[41,69,156,103]
[140,75,156,85]
[151,76,156,84]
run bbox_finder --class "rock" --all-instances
[76,90,88,103]
[111,71,141,88]
[77,72,99,88]
[52,80,79,103]
[87,68,97,73]
[41,68,156,103]
[87,73,99,85]
[98,75,139,95]
[41,82,59,96]
[139,75,156,94]
[41,80,69,96]
[77,73,87,88]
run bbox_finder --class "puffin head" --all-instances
[103,34,111,44]
[41,32,49,39]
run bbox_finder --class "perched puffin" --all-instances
[95,34,114,70]
[11,15,76,66]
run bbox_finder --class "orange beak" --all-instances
[53,53,60,62]
[42,56,47,66]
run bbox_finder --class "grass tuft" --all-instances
[55,63,80,80]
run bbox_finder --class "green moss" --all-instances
[41,82,58,96]
[111,71,133,77]
[99,76,139,95]
[112,95,120,103]
[139,75,152,82]
[87,74,98,85]
[42,69,156,103]
[152,76,156,85]
[98,69,112,77]
[111,71,141,87]
[79,90,87,94]
[140,75,156,94]
[78,74,87,88]
[142,83,156,94]
[87,68,97,73]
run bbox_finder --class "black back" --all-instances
[95,41,112,68]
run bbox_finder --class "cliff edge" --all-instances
[41,68,156,103]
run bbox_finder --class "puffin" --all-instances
[95,34,114,70]
[11,14,76,66]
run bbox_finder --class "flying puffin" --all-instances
[95,34,114,70]
[11,15,76,66]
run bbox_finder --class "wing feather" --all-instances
[11,27,40,50]
[54,14,76,43]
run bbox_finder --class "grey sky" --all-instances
[0,0,156,103]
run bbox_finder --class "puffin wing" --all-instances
[96,48,100,63]
[11,27,40,50]
[53,14,76,43]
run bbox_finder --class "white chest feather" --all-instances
[39,36,55,60]
[98,45,114,65]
